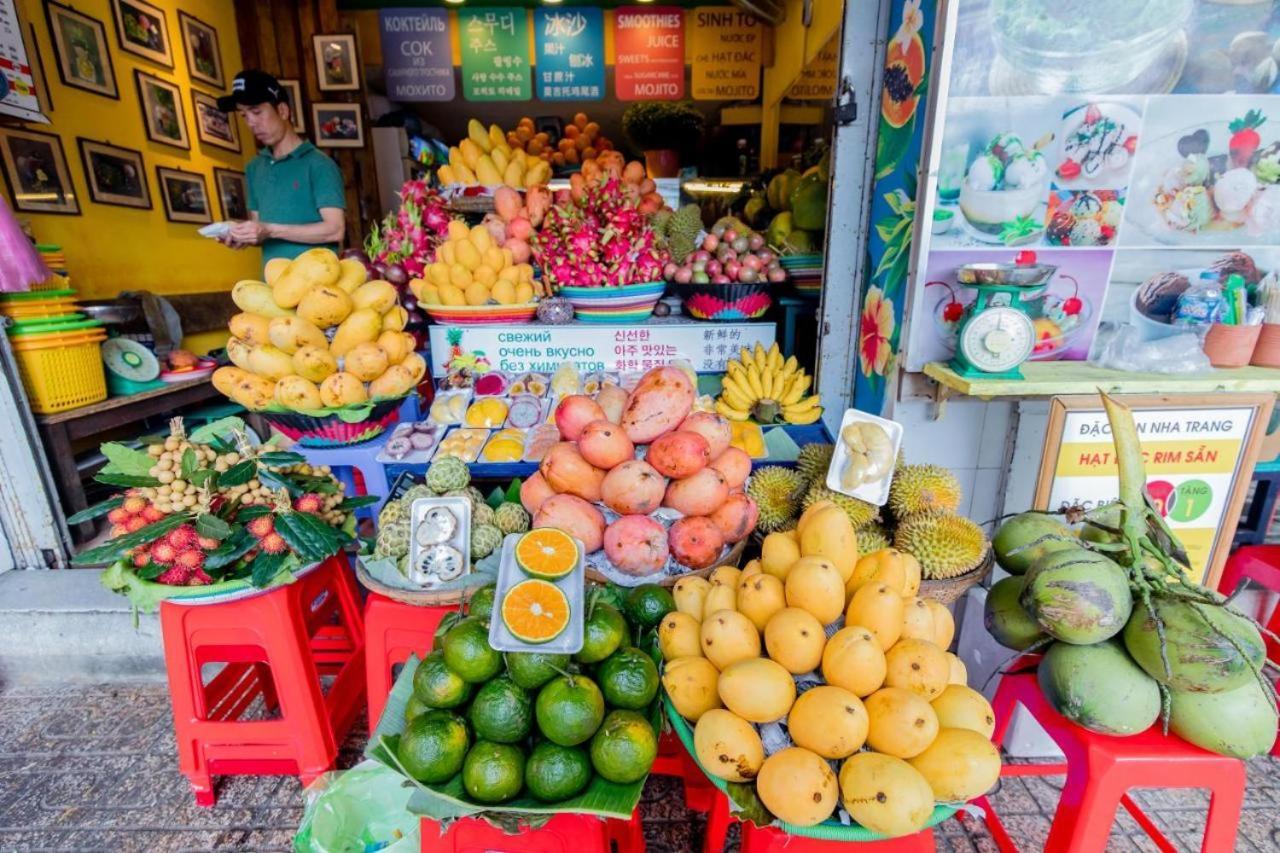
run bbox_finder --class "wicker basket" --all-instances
[264,397,405,447]
[354,558,481,606]
[585,538,746,587]
[918,547,993,605]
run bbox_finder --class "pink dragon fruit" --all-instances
[365,179,452,270]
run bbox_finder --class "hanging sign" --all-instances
[787,34,838,101]
[0,0,44,123]
[1034,394,1273,587]
[689,7,761,101]
[534,7,604,101]
[614,6,685,101]
[378,8,454,102]
[459,8,531,101]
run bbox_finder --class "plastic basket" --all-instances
[0,298,80,320]
[10,329,108,413]
[264,397,405,447]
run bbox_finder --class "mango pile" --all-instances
[660,499,1001,837]
[409,220,540,307]
[215,248,425,412]
[439,119,553,189]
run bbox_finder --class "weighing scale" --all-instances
[947,261,1057,380]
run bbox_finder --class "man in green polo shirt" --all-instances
[217,70,346,264]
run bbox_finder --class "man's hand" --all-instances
[228,219,271,246]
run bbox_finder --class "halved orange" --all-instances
[502,579,570,645]
[515,528,578,580]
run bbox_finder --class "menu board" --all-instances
[902,0,1280,375]
[0,0,42,122]
[459,8,531,101]
[378,8,454,102]
[689,7,762,101]
[1035,394,1272,587]
[787,34,839,101]
[614,6,685,101]
[534,7,604,101]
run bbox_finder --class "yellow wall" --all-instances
[12,0,261,299]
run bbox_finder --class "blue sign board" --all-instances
[534,7,604,101]
[379,8,455,102]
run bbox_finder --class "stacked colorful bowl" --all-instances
[559,281,665,323]
[3,289,107,413]
[780,253,823,296]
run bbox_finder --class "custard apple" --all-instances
[495,503,530,535]
[374,519,410,559]
[404,484,434,505]
[377,499,406,527]
[426,456,470,493]
[445,486,487,514]
[471,502,496,528]
[471,523,503,560]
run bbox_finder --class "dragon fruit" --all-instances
[365,179,452,271]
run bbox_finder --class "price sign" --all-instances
[787,34,839,101]
[378,8,454,102]
[0,0,43,122]
[689,7,762,100]
[614,6,685,101]
[459,7,531,101]
[535,7,604,101]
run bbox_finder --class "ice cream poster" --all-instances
[905,248,1116,370]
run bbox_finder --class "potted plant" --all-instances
[622,101,705,178]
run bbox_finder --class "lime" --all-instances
[462,741,526,804]
[468,584,497,620]
[442,617,503,683]
[597,647,660,710]
[405,694,429,724]
[413,650,473,709]
[398,710,470,784]
[468,675,533,744]
[525,741,591,802]
[506,651,570,690]
[590,710,657,784]
[535,674,605,746]
[625,585,675,629]
[575,603,628,664]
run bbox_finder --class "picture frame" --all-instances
[156,166,212,224]
[312,33,360,92]
[77,138,150,209]
[44,1,118,99]
[191,90,239,153]
[212,168,248,221]
[312,102,365,148]
[177,11,223,89]
[279,78,306,133]
[0,127,79,215]
[135,70,189,150]
[110,0,172,67]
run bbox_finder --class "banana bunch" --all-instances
[716,343,824,425]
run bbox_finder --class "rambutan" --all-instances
[110,524,130,538]
[186,568,213,586]
[155,565,190,585]
[175,549,205,571]
[150,542,177,564]
[132,551,151,568]
[107,507,130,525]
[197,536,220,550]
[167,525,198,550]
[123,496,148,515]
[293,493,324,514]
[142,506,165,523]
[259,532,287,554]
[125,516,147,533]
[247,516,275,538]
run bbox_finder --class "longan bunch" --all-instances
[272,462,349,525]
[140,437,242,514]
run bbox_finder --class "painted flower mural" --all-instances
[860,286,896,378]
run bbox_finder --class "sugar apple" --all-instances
[374,519,410,559]
[377,498,406,527]
[471,523,503,560]
[426,456,470,493]
[472,502,496,528]
[495,503,530,535]
[445,486,487,514]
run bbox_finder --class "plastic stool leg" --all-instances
[704,791,733,853]
[967,796,1018,853]
[1200,762,1246,853]
[1044,767,1122,853]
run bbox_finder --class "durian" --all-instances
[855,522,892,557]
[888,464,963,518]
[495,502,531,535]
[796,443,835,485]
[667,203,704,263]
[893,511,988,579]
[745,466,806,533]
[802,482,879,529]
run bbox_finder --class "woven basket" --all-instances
[919,547,993,605]
[355,558,476,607]
[264,397,404,447]
[585,538,745,587]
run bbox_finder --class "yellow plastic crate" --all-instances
[10,330,108,414]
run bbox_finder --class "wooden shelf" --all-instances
[923,361,1280,399]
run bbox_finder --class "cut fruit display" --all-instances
[515,528,578,580]
[502,578,571,644]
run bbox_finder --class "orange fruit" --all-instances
[502,579,570,645]
[515,528,578,580]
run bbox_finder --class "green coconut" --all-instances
[1079,502,1125,546]
[1037,641,1160,736]
[984,575,1046,651]
[1122,594,1265,693]
[992,512,1078,575]
[1021,548,1133,645]
[1169,680,1279,758]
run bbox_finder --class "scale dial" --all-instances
[958,306,1035,373]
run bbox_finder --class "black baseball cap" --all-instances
[217,70,287,111]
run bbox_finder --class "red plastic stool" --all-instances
[1219,544,1280,670]
[363,593,456,731]
[704,790,935,853]
[160,554,366,806]
[651,729,714,812]
[985,670,1246,852]
[419,810,644,852]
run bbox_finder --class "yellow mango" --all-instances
[467,119,491,153]
[464,282,490,306]
[438,242,457,267]
[420,284,441,305]
[275,375,324,411]
[245,345,295,381]
[292,346,338,384]
[377,330,413,364]
[455,240,482,271]
[440,284,466,306]
[473,265,497,288]
[335,258,367,294]
[470,225,493,253]
[401,352,427,384]
[382,306,409,331]
[476,157,503,186]
[225,337,252,370]
[437,164,456,185]
[229,313,271,347]
[426,262,450,287]
[264,257,291,286]
[345,342,390,382]
[490,279,516,305]
[449,264,474,288]
[488,123,506,150]
[459,138,483,169]
[330,308,381,357]
[490,146,509,173]
[503,159,524,188]
[296,284,353,328]
[232,280,293,318]
[212,366,248,396]
[498,265,520,282]
[526,160,552,187]
[319,372,368,408]
[351,280,398,314]
[227,373,276,411]
[369,364,416,399]
[447,219,469,241]
[273,248,341,308]
[483,246,506,271]
[455,164,477,184]
[515,282,534,303]
[448,145,464,170]
[799,505,857,583]
[267,316,327,354]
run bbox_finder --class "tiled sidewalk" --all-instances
[0,681,1276,852]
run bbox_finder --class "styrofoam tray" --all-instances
[825,408,902,507]
[488,533,585,654]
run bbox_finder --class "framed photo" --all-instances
[177,11,223,89]
[110,0,172,68]
[44,1,117,99]
[0,127,79,215]
[135,71,188,150]
[313,33,360,92]
[77,138,150,209]
[312,103,364,148]
[279,78,306,133]
[213,168,248,221]
[156,166,211,224]
[191,90,239,153]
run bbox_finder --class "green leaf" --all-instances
[234,504,273,521]
[219,460,256,487]
[71,514,189,566]
[259,467,302,496]
[275,510,340,563]
[136,562,165,581]
[337,495,379,509]
[504,479,523,504]
[66,496,124,525]
[189,416,247,446]
[195,514,231,540]
[249,550,287,587]
[205,434,235,454]
[295,474,339,494]
[726,782,775,828]
[205,529,257,570]
[189,469,216,488]
[94,472,161,488]
[258,451,306,466]
[100,442,155,477]
[180,449,198,479]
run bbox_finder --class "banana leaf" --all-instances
[366,655,653,827]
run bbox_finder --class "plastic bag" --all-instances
[294,760,420,853]
[1087,323,1212,375]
